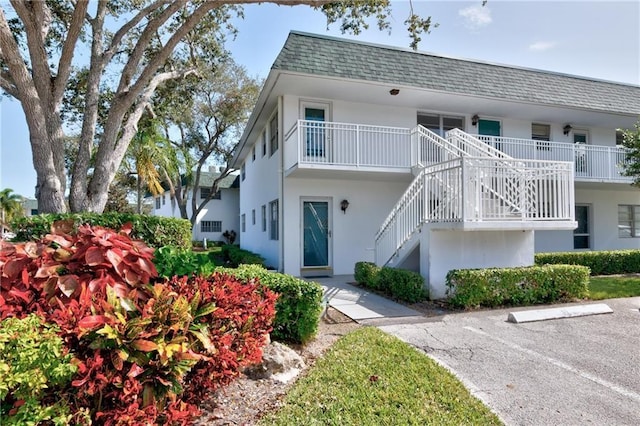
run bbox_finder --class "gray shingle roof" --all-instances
[273,32,640,115]
[192,172,239,189]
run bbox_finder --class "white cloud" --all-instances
[459,5,492,30]
[529,41,557,52]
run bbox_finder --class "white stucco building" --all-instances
[231,32,640,297]
[151,170,240,244]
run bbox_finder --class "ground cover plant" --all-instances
[0,221,277,425]
[260,327,502,425]
[588,276,640,300]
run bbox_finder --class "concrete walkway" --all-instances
[315,275,426,325]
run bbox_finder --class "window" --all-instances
[162,194,166,205]
[616,129,625,146]
[252,209,256,225]
[155,197,161,209]
[201,188,221,200]
[201,221,222,233]
[30,209,38,215]
[532,123,551,150]
[252,145,256,162]
[574,205,590,249]
[261,131,267,157]
[241,214,246,232]
[241,163,246,181]
[269,200,279,240]
[269,112,279,156]
[261,205,267,232]
[417,113,464,136]
[618,205,640,238]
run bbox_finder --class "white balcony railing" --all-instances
[374,156,575,266]
[284,120,412,170]
[474,135,631,183]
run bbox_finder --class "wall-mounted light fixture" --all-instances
[340,199,350,214]
[471,114,479,126]
[563,124,572,135]
[389,88,400,96]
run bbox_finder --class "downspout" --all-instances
[278,95,285,273]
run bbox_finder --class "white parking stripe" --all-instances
[463,326,640,403]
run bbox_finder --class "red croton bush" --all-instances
[0,221,277,425]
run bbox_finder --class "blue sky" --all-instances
[1,0,639,198]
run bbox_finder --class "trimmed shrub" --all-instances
[218,264,323,344]
[354,261,381,289]
[221,244,265,267]
[0,221,277,425]
[10,212,191,249]
[154,245,221,278]
[535,250,640,276]
[353,262,427,303]
[377,267,427,303]
[446,265,590,309]
[0,315,79,426]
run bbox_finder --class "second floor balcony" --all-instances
[283,120,632,183]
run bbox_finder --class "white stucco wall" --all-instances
[238,103,282,269]
[151,187,239,243]
[535,187,640,252]
[281,176,410,276]
[426,230,535,299]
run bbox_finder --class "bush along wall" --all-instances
[221,244,265,267]
[0,221,277,425]
[446,265,590,309]
[217,264,324,344]
[535,250,640,276]
[10,212,192,249]
[353,262,427,303]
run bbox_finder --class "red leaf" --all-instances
[78,315,109,330]
[21,268,29,285]
[85,246,105,266]
[8,288,33,304]
[45,234,73,248]
[51,219,75,235]
[35,264,62,279]
[3,257,29,279]
[131,339,158,352]
[24,242,39,258]
[58,275,79,298]
[127,363,144,378]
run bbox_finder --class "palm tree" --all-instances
[0,188,24,233]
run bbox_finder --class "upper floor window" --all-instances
[162,194,166,205]
[252,145,256,161]
[261,131,267,157]
[618,205,640,238]
[270,112,279,156]
[532,123,551,150]
[241,163,246,181]
[261,205,267,232]
[155,197,161,209]
[241,214,246,232]
[252,209,256,225]
[417,113,464,136]
[616,129,626,146]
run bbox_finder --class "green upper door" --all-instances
[478,119,501,136]
[305,107,326,156]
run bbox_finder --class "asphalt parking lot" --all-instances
[380,297,640,426]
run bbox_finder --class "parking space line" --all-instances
[463,326,640,403]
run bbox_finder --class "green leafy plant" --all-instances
[377,267,427,303]
[354,261,381,289]
[446,265,590,309]
[218,264,323,344]
[10,212,192,248]
[0,315,77,426]
[221,244,265,267]
[154,246,221,278]
[535,250,640,275]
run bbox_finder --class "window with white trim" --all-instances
[201,221,222,233]
[532,123,551,150]
[261,205,266,232]
[269,112,279,156]
[201,188,221,200]
[252,145,256,161]
[269,199,279,240]
[252,209,256,225]
[261,131,267,157]
[241,214,246,232]
[618,205,640,238]
[155,197,161,209]
[241,163,246,181]
[417,113,464,137]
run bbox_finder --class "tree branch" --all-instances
[53,0,89,105]
[0,69,18,98]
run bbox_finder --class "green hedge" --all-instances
[354,262,427,303]
[10,213,191,249]
[154,246,221,278]
[217,264,323,344]
[535,250,640,276]
[446,265,590,309]
[221,244,265,267]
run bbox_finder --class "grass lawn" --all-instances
[260,327,502,426]
[588,276,640,300]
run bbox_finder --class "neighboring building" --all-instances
[21,198,38,216]
[151,169,240,243]
[231,31,640,297]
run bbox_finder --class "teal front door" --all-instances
[478,119,502,150]
[305,107,326,157]
[302,200,331,270]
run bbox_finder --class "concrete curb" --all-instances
[507,303,613,323]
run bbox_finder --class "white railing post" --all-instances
[356,124,360,167]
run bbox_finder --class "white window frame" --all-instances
[201,220,222,233]
[618,205,640,238]
[269,199,279,240]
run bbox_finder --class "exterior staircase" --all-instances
[375,126,576,270]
